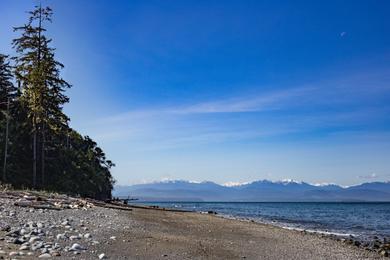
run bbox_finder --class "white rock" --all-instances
[38,253,52,258]
[70,243,85,251]
[29,236,41,243]
[20,245,30,250]
[70,235,80,240]
[84,233,92,239]
[56,234,66,240]
[99,253,107,259]
[109,236,116,240]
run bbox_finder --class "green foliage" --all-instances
[0,5,115,199]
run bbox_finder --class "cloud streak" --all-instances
[96,67,390,126]
[82,67,390,152]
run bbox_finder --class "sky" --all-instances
[0,0,389,186]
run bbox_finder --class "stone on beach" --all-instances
[84,233,92,239]
[19,244,29,250]
[70,235,81,240]
[38,253,52,258]
[29,236,42,243]
[70,243,86,251]
[56,233,66,240]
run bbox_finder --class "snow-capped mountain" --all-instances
[113,180,390,202]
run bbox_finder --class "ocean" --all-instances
[134,202,390,241]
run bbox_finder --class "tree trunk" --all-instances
[41,123,45,187]
[33,125,37,188]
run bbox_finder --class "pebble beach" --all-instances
[0,191,388,259]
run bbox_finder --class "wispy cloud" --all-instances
[83,68,390,151]
[358,173,378,179]
[356,173,390,180]
[97,86,314,124]
[170,87,312,114]
[96,66,390,126]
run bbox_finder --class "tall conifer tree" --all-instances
[13,6,71,187]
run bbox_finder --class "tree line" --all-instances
[0,5,115,199]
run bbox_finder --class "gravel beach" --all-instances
[0,192,386,259]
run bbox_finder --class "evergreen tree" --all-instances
[0,54,16,182]
[13,6,71,187]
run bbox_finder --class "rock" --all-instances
[84,233,92,239]
[28,221,36,228]
[38,253,52,258]
[354,240,361,247]
[31,242,44,251]
[19,245,30,250]
[380,250,389,257]
[70,243,85,251]
[9,251,18,256]
[56,233,66,240]
[14,238,25,244]
[69,235,80,240]
[109,236,116,240]
[0,222,10,232]
[98,253,107,259]
[29,236,42,243]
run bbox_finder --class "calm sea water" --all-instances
[135,202,390,240]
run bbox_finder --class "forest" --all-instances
[0,5,115,199]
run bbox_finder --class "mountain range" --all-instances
[113,180,390,202]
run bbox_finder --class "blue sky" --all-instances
[1,0,389,186]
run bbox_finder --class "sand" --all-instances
[98,207,383,260]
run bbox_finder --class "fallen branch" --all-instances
[14,201,61,210]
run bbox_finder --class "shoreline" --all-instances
[124,201,390,258]
[129,202,387,245]
[0,193,388,259]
